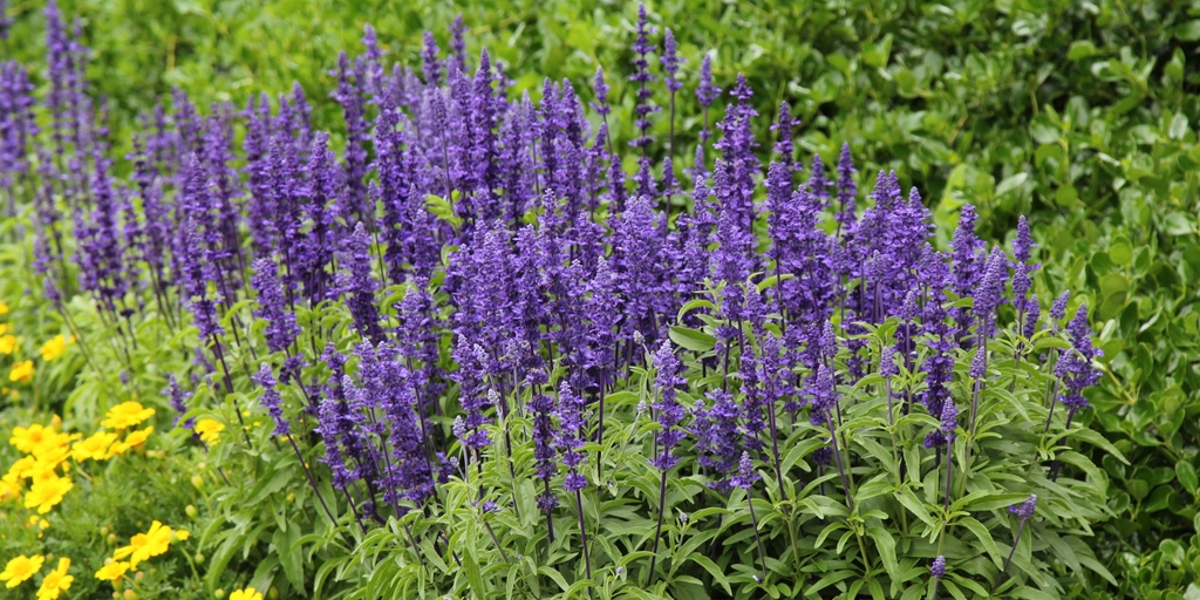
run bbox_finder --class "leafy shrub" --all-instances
[0,3,1132,598]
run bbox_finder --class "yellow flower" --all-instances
[100,402,155,430]
[24,475,73,514]
[113,521,179,568]
[10,424,52,454]
[9,360,33,382]
[6,455,38,480]
[194,418,224,445]
[72,430,118,462]
[230,587,263,600]
[0,301,8,315]
[0,323,7,334]
[0,477,20,501]
[31,432,81,461]
[0,336,13,356]
[94,561,128,582]
[36,557,72,600]
[0,554,44,588]
[108,427,153,457]
[39,335,73,362]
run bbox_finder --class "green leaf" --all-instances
[1163,212,1194,236]
[463,543,487,598]
[248,465,294,505]
[1169,113,1190,141]
[687,554,732,595]
[959,516,1004,568]
[897,488,936,527]
[1177,20,1200,41]
[1068,427,1129,464]
[1067,41,1096,61]
[669,325,716,353]
[1013,586,1059,600]
[274,524,304,592]
[425,194,463,229]
[1176,461,1199,494]
[866,524,900,584]
[676,298,715,323]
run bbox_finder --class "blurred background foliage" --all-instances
[4,0,1200,596]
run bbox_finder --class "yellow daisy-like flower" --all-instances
[100,402,155,430]
[29,431,82,461]
[0,301,8,315]
[27,457,70,485]
[36,557,72,600]
[6,455,37,480]
[38,335,73,362]
[33,434,76,462]
[9,360,33,382]
[0,335,16,355]
[10,424,51,454]
[194,418,224,445]
[0,554,44,588]
[113,520,178,569]
[24,475,73,514]
[72,430,118,462]
[93,561,128,582]
[230,587,263,600]
[108,427,153,457]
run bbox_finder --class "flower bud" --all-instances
[185,505,198,518]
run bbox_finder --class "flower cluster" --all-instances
[96,520,189,583]
[0,1,1108,591]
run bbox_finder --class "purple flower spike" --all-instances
[970,348,987,379]
[1054,304,1102,412]
[880,346,899,378]
[164,375,193,429]
[530,370,559,513]
[251,257,299,354]
[1050,291,1070,323]
[1010,493,1037,521]
[556,381,588,492]
[662,28,683,93]
[422,31,442,86]
[592,66,611,116]
[629,3,659,152]
[1014,215,1035,264]
[939,399,958,441]
[651,339,686,471]
[251,363,290,437]
[931,555,946,579]
[731,452,760,490]
[697,53,720,108]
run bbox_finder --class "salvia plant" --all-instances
[0,2,1123,598]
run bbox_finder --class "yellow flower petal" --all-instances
[8,360,33,382]
[0,554,44,588]
[94,561,129,583]
[100,402,156,430]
